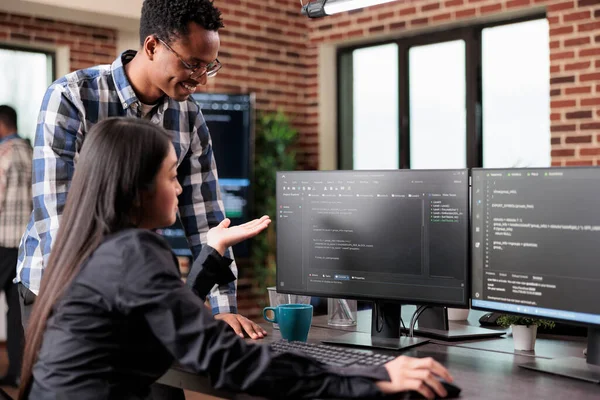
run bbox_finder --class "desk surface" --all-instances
[312,310,588,360]
[158,315,598,399]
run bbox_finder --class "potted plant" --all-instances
[252,110,298,297]
[496,315,555,351]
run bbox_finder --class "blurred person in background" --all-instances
[0,105,30,387]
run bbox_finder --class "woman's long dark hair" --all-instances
[19,117,172,398]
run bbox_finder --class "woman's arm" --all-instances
[185,215,270,299]
[185,244,235,300]
[120,231,452,399]
[118,231,388,399]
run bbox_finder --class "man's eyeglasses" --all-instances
[157,38,222,80]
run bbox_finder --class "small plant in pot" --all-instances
[496,315,555,351]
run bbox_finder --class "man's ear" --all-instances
[143,36,159,60]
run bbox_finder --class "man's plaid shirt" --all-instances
[0,135,32,249]
[16,51,238,314]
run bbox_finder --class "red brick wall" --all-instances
[306,0,600,167]
[0,12,117,71]
[547,0,600,166]
[210,0,316,169]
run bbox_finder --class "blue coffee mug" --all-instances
[263,304,313,342]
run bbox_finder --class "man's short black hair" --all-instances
[0,105,17,130]
[139,0,224,46]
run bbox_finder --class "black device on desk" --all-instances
[400,381,461,399]
[271,339,395,367]
[276,170,501,351]
[478,312,502,327]
[471,167,600,383]
[271,340,461,399]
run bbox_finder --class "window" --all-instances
[0,46,55,144]
[352,43,399,170]
[482,19,550,168]
[338,15,549,170]
[409,40,466,169]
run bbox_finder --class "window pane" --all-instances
[482,19,550,168]
[0,48,51,144]
[353,43,399,170]
[409,40,466,169]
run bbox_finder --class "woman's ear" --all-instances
[134,190,152,209]
[130,193,144,226]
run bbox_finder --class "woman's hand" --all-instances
[376,356,453,399]
[207,215,271,255]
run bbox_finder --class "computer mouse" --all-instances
[439,381,461,398]
[399,380,462,399]
[478,312,501,327]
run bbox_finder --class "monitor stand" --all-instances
[408,307,505,340]
[321,302,429,351]
[520,327,600,383]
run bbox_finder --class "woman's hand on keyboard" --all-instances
[376,356,453,399]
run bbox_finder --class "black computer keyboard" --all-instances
[270,340,396,367]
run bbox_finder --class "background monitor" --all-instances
[471,167,600,382]
[160,93,254,262]
[276,169,497,349]
[192,93,254,257]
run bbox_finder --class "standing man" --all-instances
[16,2,267,396]
[18,0,265,336]
[0,105,29,387]
[17,1,266,397]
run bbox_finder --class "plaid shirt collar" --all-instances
[111,50,139,110]
[111,50,170,115]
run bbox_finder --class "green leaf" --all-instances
[496,314,556,329]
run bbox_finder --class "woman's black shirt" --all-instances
[29,229,388,399]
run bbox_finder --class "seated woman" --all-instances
[19,117,453,400]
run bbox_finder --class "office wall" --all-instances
[0,11,117,72]
[0,1,316,168]
[209,1,315,169]
[307,0,600,167]
[20,0,142,19]
[3,1,600,169]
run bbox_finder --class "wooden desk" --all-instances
[157,320,598,399]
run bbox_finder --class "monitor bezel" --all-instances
[470,166,600,328]
[275,168,471,308]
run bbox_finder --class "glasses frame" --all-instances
[157,38,222,80]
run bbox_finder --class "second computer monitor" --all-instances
[471,167,600,326]
[471,167,600,382]
[276,169,469,307]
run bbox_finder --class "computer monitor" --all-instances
[159,93,253,262]
[156,220,193,279]
[191,93,254,257]
[471,167,600,383]
[276,169,500,350]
